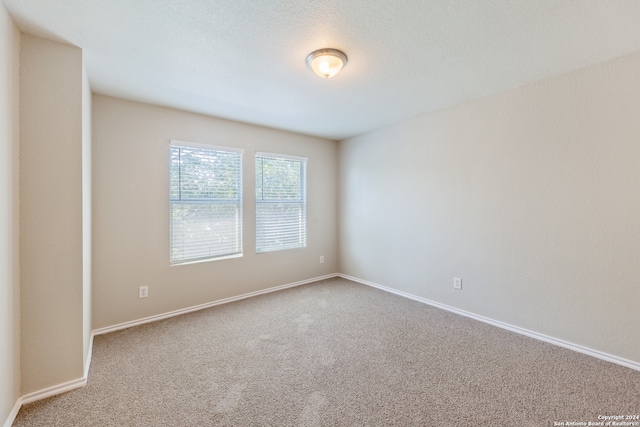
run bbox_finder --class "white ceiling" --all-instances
[4,0,640,140]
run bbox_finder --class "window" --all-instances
[255,152,307,253]
[170,141,243,264]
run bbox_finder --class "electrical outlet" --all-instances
[453,277,462,290]
[138,285,149,299]
[320,256,325,264]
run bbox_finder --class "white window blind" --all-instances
[170,142,243,264]
[255,152,307,253]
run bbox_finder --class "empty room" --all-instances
[1,0,639,426]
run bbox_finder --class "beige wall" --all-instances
[82,65,92,368]
[92,95,339,329]
[0,2,20,422]
[339,52,640,363]
[19,34,88,394]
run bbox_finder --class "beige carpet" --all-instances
[13,277,640,426]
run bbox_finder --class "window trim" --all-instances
[171,139,245,154]
[255,151,307,162]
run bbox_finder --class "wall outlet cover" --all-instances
[138,286,149,298]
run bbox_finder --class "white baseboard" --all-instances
[3,375,88,427]
[94,273,339,336]
[3,328,96,427]
[3,399,21,427]
[84,330,94,379]
[20,376,87,406]
[339,273,640,372]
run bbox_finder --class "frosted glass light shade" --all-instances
[306,49,348,79]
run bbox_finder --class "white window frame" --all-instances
[255,152,307,253]
[169,140,244,265]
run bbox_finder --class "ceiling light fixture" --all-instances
[306,48,348,79]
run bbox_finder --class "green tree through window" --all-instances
[255,153,307,253]
[170,142,243,263]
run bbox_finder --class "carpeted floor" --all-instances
[13,277,640,426]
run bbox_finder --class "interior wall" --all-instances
[339,52,640,364]
[19,34,86,394]
[92,95,339,329]
[82,64,92,368]
[0,2,20,422]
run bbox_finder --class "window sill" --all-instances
[170,252,243,266]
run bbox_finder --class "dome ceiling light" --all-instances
[306,48,348,79]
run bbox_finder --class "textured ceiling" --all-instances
[4,0,640,140]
